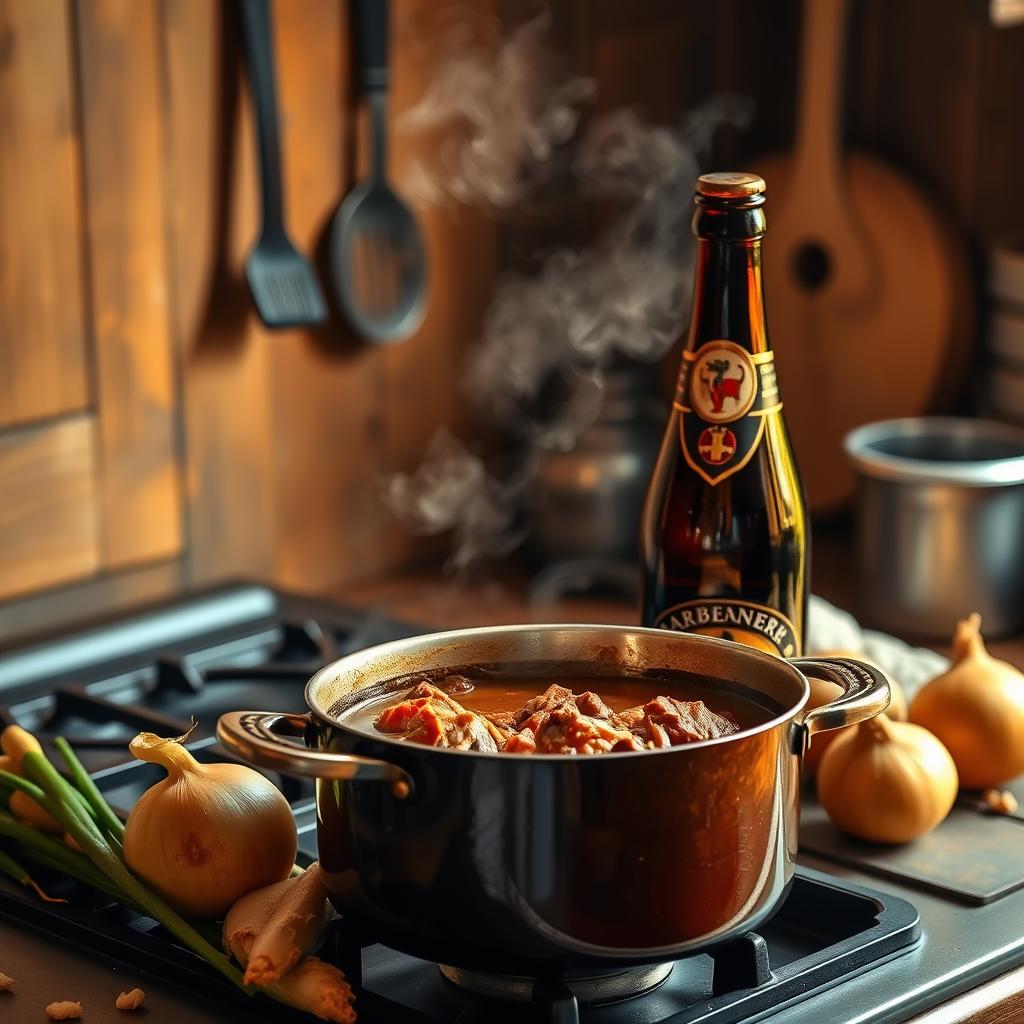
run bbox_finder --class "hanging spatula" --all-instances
[329,0,427,343]
[239,0,327,329]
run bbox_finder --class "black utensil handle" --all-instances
[238,0,286,235]
[352,0,389,91]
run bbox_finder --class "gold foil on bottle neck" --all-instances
[696,172,766,199]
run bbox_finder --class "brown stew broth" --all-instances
[339,670,778,738]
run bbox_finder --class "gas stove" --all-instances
[1,584,1023,1023]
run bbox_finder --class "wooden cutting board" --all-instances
[753,0,973,514]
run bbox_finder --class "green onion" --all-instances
[0,811,144,912]
[21,750,248,990]
[0,765,94,822]
[54,737,124,842]
[1,734,332,1016]
[20,847,129,906]
[0,845,63,903]
[0,767,49,805]
[0,813,108,889]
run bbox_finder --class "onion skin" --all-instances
[909,615,1024,789]
[124,737,297,919]
[818,715,958,844]
[803,652,907,776]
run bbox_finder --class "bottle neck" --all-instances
[686,235,769,355]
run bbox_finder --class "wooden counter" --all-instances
[343,531,1024,666]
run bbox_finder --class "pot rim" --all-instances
[844,416,1024,487]
[304,623,811,762]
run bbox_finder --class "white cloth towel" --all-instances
[807,594,949,698]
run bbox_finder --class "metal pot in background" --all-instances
[527,363,665,596]
[845,417,1024,639]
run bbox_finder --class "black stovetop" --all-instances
[0,582,974,1024]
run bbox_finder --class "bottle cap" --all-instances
[696,172,766,199]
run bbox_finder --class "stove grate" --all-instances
[0,585,922,1024]
[0,866,922,1024]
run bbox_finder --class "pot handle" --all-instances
[788,657,891,755]
[217,711,414,799]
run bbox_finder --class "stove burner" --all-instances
[438,962,674,1005]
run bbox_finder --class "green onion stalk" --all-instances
[0,844,63,903]
[54,737,125,843]
[0,812,133,908]
[19,749,246,988]
[1,735,321,1014]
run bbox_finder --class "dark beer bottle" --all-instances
[640,172,808,656]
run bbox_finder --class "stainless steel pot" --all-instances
[845,417,1024,638]
[217,625,889,973]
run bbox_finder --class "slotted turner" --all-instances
[330,0,427,343]
[239,0,326,329]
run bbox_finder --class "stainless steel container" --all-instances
[845,417,1024,638]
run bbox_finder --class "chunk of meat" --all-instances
[512,684,614,727]
[515,707,643,755]
[619,696,738,747]
[375,682,739,757]
[407,708,504,752]
[575,690,615,720]
[373,682,463,732]
[512,684,574,725]
[375,683,507,752]
[613,706,645,730]
[482,710,518,731]
[502,729,537,753]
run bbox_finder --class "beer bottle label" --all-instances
[674,340,782,486]
[653,597,799,657]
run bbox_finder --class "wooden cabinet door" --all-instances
[0,0,183,605]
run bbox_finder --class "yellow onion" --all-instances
[123,731,296,918]
[803,651,907,776]
[817,714,958,844]
[910,614,1024,789]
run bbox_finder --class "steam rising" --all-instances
[400,12,596,209]
[384,431,532,573]
[467,97,752,451]
[388,13,753,572]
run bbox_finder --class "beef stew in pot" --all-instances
[343,672,775,755]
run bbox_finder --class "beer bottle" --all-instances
[640,172,808,656]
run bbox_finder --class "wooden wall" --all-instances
[0,0,495,635]
[2,0,1022,634]
[537,0,1024,247]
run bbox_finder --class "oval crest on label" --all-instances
[690,341,757,424]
